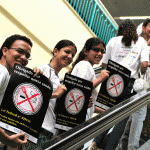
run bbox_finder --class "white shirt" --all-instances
[37,64,60,135]
[143,38,150,85]
[71,61,98,121]
[143,38,150,65]
[102,36,149,79]
[0,64,10,105]
[136,23,143,36]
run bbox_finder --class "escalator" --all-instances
[47,67,150,150]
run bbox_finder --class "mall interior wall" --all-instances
[0,0,96,79]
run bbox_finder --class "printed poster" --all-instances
[96,59,131,110]
[0,64,52,143]
[55,73,93,131]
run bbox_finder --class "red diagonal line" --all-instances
[67,95,83,109]
[27,98,35,112]
[17,93,40,105]
[69,92,79,111]
[108,81,122,90]
[19,86,39,112]
[108,77,122,95]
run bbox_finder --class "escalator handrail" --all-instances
[45,89,150,150]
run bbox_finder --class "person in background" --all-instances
[0,34,41,149]
[116,19,150,150]
[100,19,149,150]
[23,39,77,150]
[139,18,150,143]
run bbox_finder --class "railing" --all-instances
[65,0,118,44]
[44,88,150,149]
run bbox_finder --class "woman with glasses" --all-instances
[70,37,109,150]
[70,37,109,123]
[69,37,110,150]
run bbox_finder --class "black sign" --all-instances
[55,73,93,131]
[0,64,52,143]
[96,60,131,110]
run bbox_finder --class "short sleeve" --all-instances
[0,71,9,104]
[37,64,50,78]
[0,71,9,91]
[102,38,114,64]
[0,72,5,90]
[71,61,94,81]
[140,38,149,63]
[37,64,60,93]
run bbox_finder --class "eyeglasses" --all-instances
[92,47,106,54]
[10,48,32,60]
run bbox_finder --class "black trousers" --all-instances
[94,78,136,150]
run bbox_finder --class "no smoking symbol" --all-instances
[13,83,43,115]
[65,88,85,115]
[106,74,124,97]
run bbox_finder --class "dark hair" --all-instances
[52,39,77,55]
[117,19,138,46]
[70,37,105,73]
[143,18,150,28]
[140,18,150,37]
[0,34,33,59]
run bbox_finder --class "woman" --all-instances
[70,37,109,121]
[70,37,109,150]
[101,19,149,150]
[139,18,150,143]
[23,39,77,150]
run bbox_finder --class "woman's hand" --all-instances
[88,97,94,108]
[33,67,44,77]
[147,39,150,46]
[51,85,67,99]
[93,69,110,89]
[0,131,27,149]
[94,106,105,113]
[98,70,110,83]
